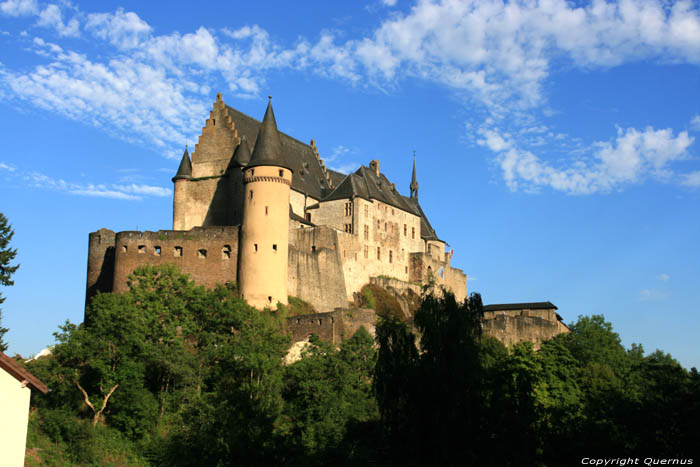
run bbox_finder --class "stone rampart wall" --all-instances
[288,227,348,312]
[286,308,377,345]
[482,310,569,350]
[112,227,239,293]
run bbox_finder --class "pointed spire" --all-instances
[410,151,419,200]
[247,97,292,171]
[231,135,251,169]
[173,147,192,181]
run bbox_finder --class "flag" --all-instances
[438,267,444,279]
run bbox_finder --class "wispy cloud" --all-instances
[0,161,16,172]
[640,288,667,301]
[2,164,172,201]
[1,1,699,192]
[0,0,38,17]
[477,124,694,194]
[692,115,700,131]
[658,273,670,282]
[680,170,700,188]
[323,145,360,174]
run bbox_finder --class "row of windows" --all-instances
[362,245,395,263]
[124,244,232,259]
[249,169,285,177]
[365,221,415,239]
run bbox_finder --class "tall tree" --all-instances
[0,212,19,352]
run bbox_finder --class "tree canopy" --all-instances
[21,271,700,465]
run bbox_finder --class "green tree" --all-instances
[280,327,378,465]
[0,212,19,352]
[375,290,486,465]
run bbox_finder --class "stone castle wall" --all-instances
[482,308,570,350]
[286,308,376,345]
[409,252,467,302]
[288,226,349,312]
[111,227,239,293]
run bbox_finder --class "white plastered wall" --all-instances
[0,367,31,467]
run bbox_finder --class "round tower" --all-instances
[172,147,192,230]
[238,98,293,309]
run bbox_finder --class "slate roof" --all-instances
[483,302,558,312]
[173,148,192,180]
[322,166,440,241]
[225,106,333,200]
[224,104,439,241]
[0,352,48,394]
[230,135,251,168]
[247,100,292,171]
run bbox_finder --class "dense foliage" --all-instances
[23,265,700,466]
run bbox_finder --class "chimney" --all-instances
[369,160,380,176]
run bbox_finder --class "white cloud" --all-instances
[640,288,666,301]
[480,125,694,194]
[85,8,151,49]
[1,0,699,195]
[0,162,16,171]
[11,168,170,200]
[341,0,700,111]
[0,0,38,17]
[680,170,700,187]
[36,4,79,37]
[658,273,670,282]
[113,184,171,197]
[691,114,700,131]
[323,145,360,174]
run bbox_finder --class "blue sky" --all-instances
[1,0,699,367]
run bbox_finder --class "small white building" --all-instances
[0,352,48,467]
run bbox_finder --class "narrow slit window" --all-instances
[305,213,311,222]
[389,250,393,263]
[273,244,277,251]
[279,169,284,177]
[311,245,316,253]
[222,245,231,259]
[249,190,253,200]
[268,296,272,303]
[254,244,258,252]
[122,245,127,253]
[364,245,368,259]
[377,246,381,260]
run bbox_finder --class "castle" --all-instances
[86,93,568,348]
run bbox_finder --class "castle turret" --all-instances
[172,147,192,230]
[227,136,251,225]
[238,98,293,309]
[410,154,419,200]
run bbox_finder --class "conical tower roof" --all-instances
[173,147,192,180]
[232,135,252,168]
[247,98,292,171]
